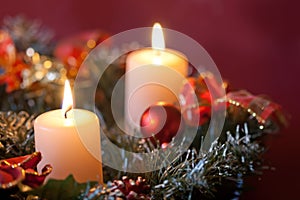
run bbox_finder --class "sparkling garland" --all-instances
[0,111,35,159]
[0,110,274,200]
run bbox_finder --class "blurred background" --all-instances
[0,0,299,199]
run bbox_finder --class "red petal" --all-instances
[2,152,52,188]
[0,163,25,189]
[23,164,52,188]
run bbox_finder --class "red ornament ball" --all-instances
[140,102,185,145]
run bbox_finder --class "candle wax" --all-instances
[125,48,188,130]
[34,109,102,183]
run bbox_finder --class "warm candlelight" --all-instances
[34,80,102,183]
[62,80,73,118]
[152,23,165,50]
[124,23,188,132]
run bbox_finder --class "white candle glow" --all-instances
[124,23,188,130]
[34,80,103,183]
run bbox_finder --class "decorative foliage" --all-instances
[28,175,95,200]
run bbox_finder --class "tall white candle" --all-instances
[124,23,188,131]
[34,80,102,183]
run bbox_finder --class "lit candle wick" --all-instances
[64,106,72,119]
[62,80,73,118]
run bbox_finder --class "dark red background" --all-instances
[1,0,299,199]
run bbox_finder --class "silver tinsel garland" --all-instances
[0,111,35,159]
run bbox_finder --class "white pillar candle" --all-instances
[124,23,188,131]
[34,80,102,183]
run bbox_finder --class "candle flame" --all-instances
[62,80,73,118]
[152,23,165,50]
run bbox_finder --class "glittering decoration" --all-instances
[2,15,54,55]
[54,30,110,79]
[20,51,66,90]
[0,23,66,110]
[151,125,264,200]
[0,111,36,159]
[76,123,266,200]
[0,47,66,94]
[0,16,66,95]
